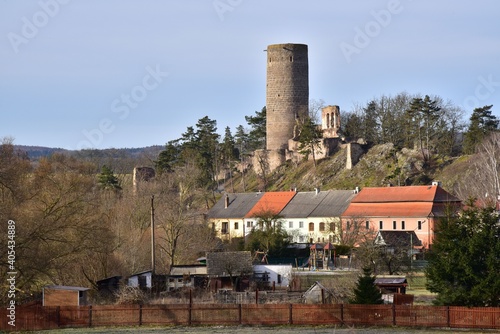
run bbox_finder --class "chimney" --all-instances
[314,187,320,195]
[354,186,360,194]
[224,194,229,209]
[431,181,442,187]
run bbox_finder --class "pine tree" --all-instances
[97,165,121,191]
[349,267,383,304]
[463,105,498,154]
[426,205,500,306]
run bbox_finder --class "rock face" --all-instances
[266,43,309,151]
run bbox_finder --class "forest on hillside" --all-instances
[1,92,499,304]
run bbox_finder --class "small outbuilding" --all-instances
[43,285,89,306]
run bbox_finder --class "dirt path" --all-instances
[32,325,498,334]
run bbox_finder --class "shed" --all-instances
[374,277,408,294]
[167,265,207,291]
[127,270,152,289]
[43,285,89,306]
[302,281,341,304]
[96,275,122,298]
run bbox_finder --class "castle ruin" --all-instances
[254,43,364,174]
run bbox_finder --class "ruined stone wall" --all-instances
[321,105,341,138]
[266,43,309,151]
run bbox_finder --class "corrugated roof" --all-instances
[279,191,329,218]
[309,190,357,217]
[375,278,407,285]
[352,185,460,203]
[245,191,297,218]
[207,192,264,219]
[44,285,89,291]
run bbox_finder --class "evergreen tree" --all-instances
[297,117,323,166]
[426,205,500,306]
[349,267,383,304]
[463,105,498,154]
[155,140,180,174]
[406,95,441,159]
[363,100,379,144]
[245,106,266,151]
[220,126,238,165]
[97,165,121,191]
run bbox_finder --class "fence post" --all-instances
[188,300,192,325]
[139,304,143,326]
[289,304,293,324]
[340,304,344,324]
[446,306,450,328]
[255,289,259,304]
[392,303,396,326]
[56,306,60,328]
[88,305,92,327]
[238,304,242,324]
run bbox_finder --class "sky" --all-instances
[1,1,499,150]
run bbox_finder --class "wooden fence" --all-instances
[1,303,499,331]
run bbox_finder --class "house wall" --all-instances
[253,264,292,289]
[43,289,85,306]
[127,272,152,288]
[343,217,435,249]
[210,218,247,242]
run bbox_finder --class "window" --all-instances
[247,221,253,228]
[222,222,228,234]
[393,221,397,229]
[299,221,304,228]
[319,222,325,232]
[289,221,293,228]
[277,274,282,284]
[309,222,314,232]
[418,221,422,230]
[234,222,239,230]
[346,221,350,230]
[401,221,405,230]
[329,222,335,232]
[365,221,370,229]
[379,221,383,229]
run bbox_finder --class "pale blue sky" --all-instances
[1,1,499,150]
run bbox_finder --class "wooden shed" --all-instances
[43,285,89,306]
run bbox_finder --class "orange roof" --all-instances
[351,185,460,203]
[343,185,461,218]
[343,202,434,217]
[245,191,296,218]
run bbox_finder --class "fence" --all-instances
[1,303,499,331]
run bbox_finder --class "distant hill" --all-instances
[15,145,164,161]
[14,145,164,173]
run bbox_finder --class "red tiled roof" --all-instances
[343,202,434,217]
[245,191,296,218]
[351,185,460,203]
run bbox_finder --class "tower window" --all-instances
[289,56,293,62]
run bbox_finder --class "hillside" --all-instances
[224,143,468,197]
[15,143,472,199]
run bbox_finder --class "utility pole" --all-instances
[151,195,155,276]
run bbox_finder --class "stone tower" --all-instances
[266,43,309,150]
